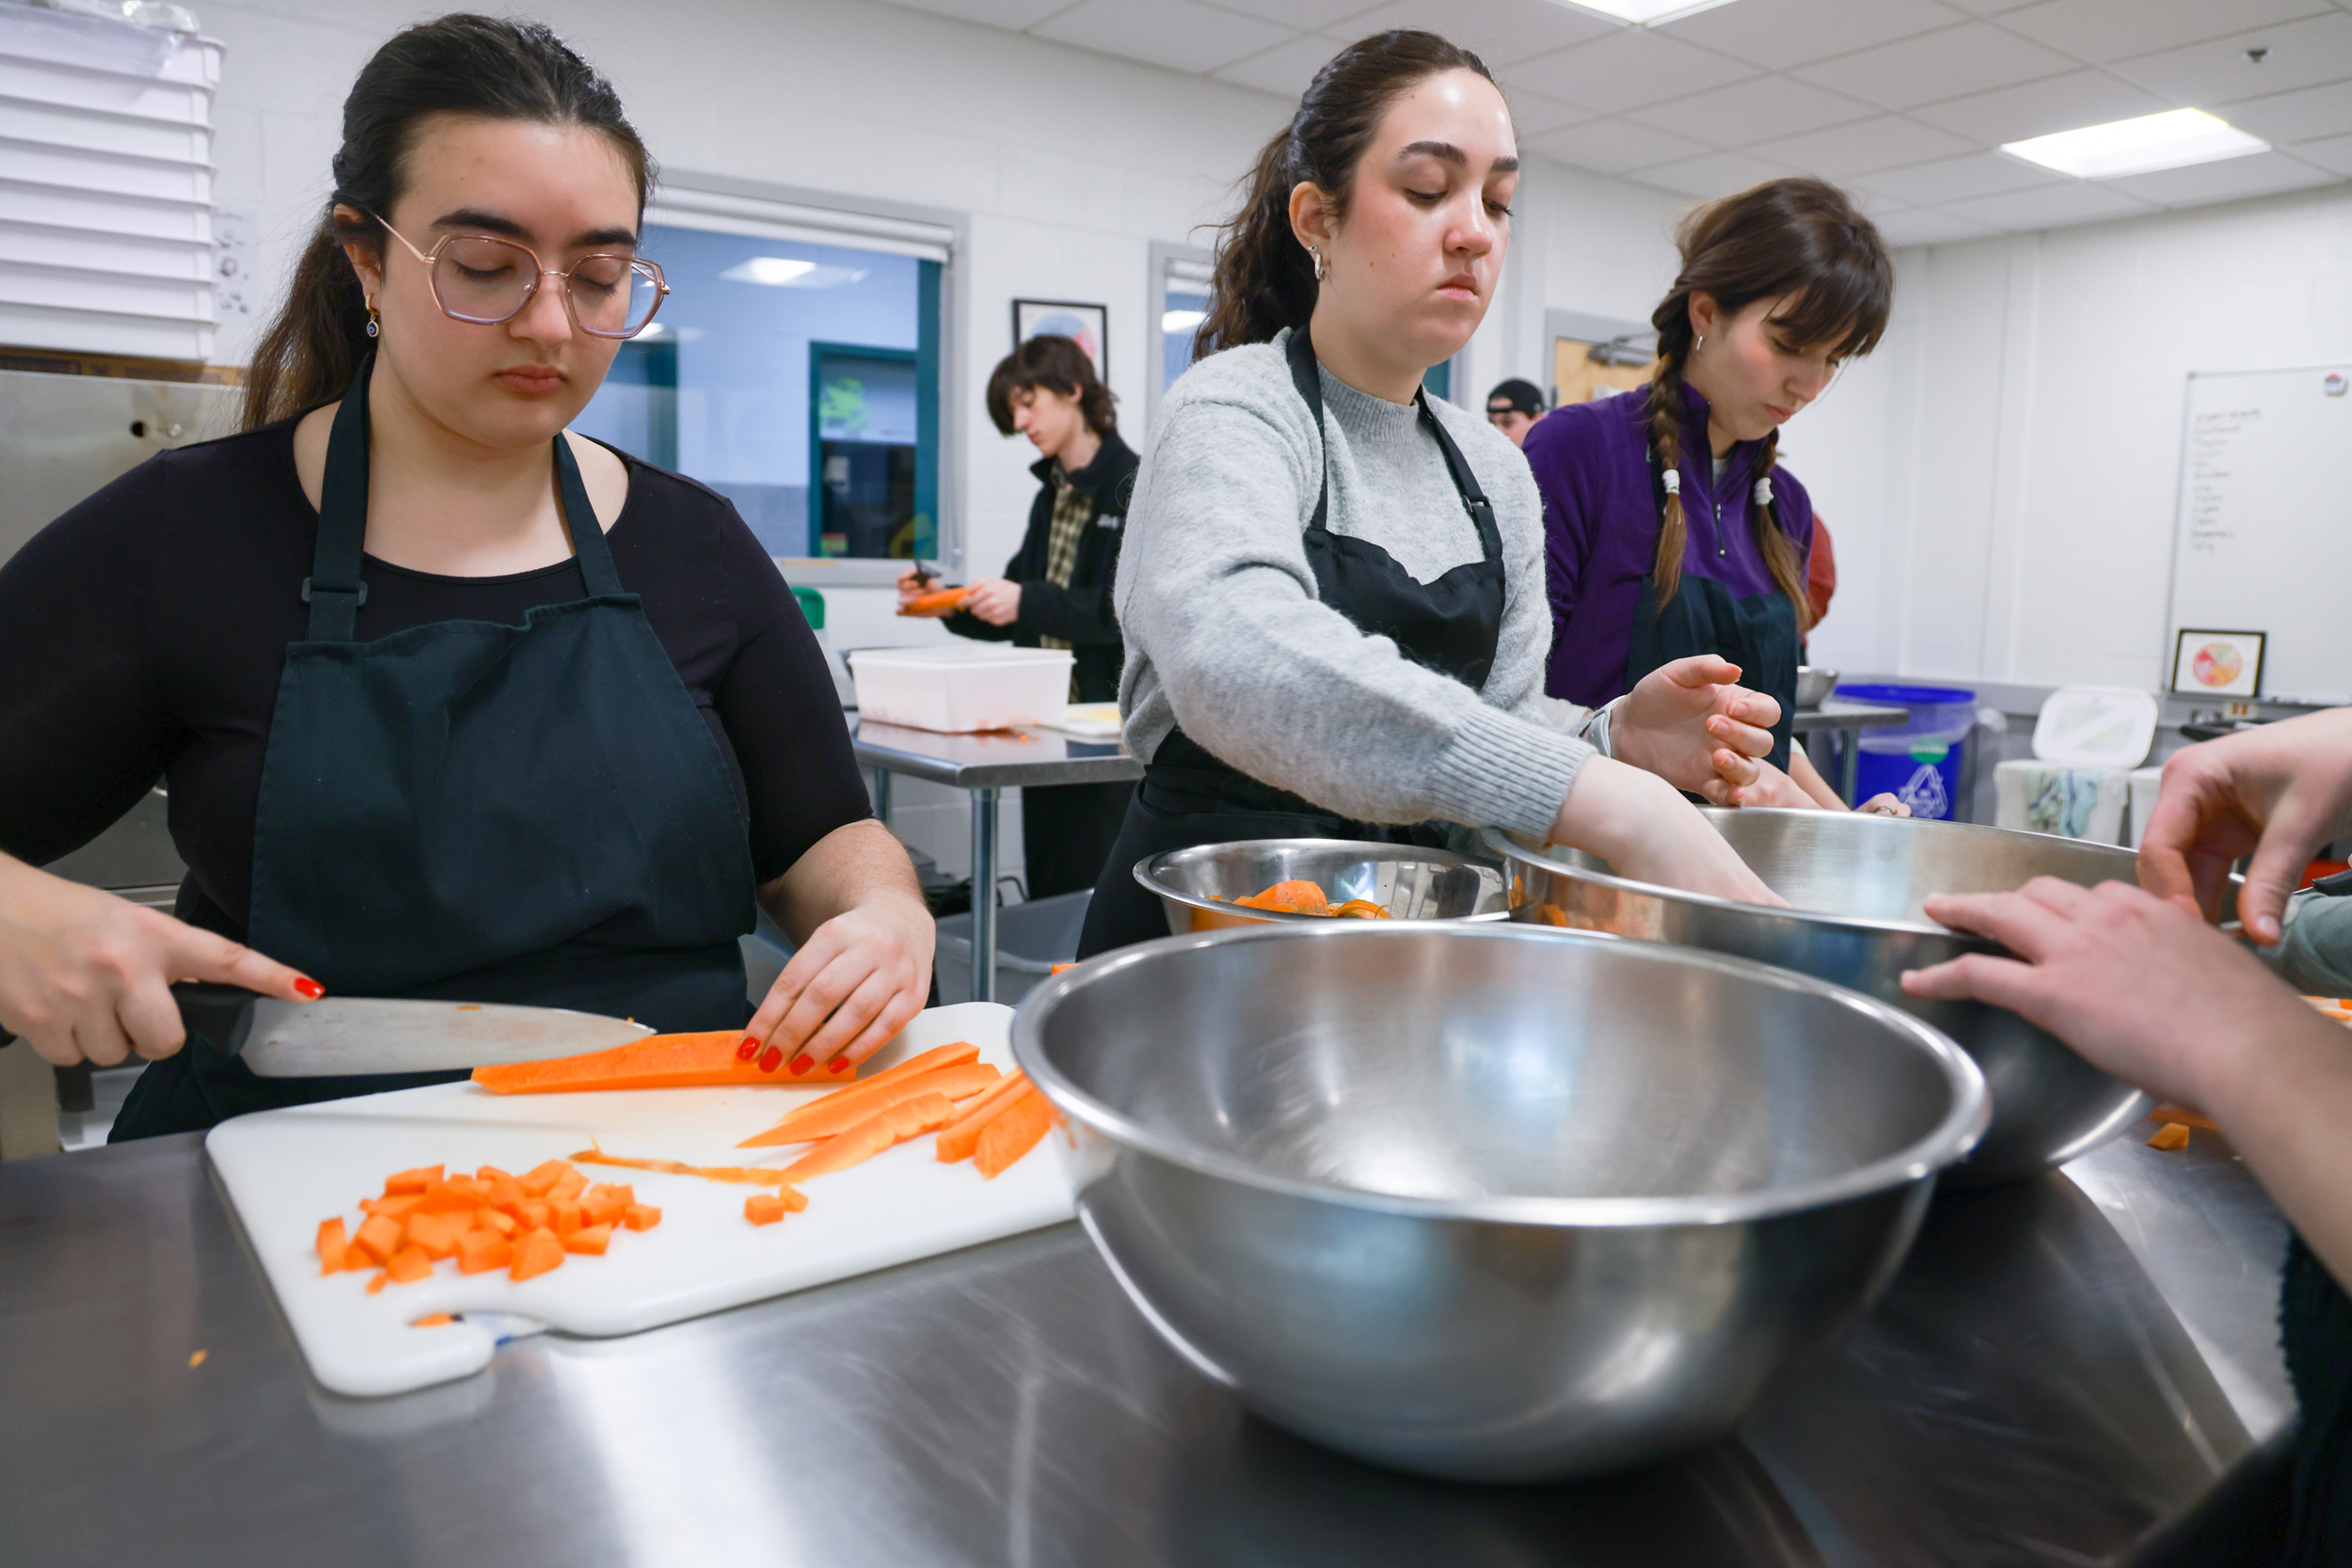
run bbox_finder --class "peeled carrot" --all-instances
[782,1092,957,1180]
[509,1228,564,1283]
[934,1069,1030,1155]
[569,1150,803,1193]
[974,1088,1052,1179]
[744,1193,787,1226]
[898,584,976,617]
[734,1042,980,1146]
[562,1223,612,1256]
[353,1212,404,1266]
[1234,879,1330,914]
[470,1030,830,1095]
[738,1062,1001,1148]
[456,1228,513,1275]
[316,1217,351,1275]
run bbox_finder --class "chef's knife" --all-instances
[168,982,654,1076]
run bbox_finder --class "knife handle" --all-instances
[171,981,260,1058]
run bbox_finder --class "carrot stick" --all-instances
[936,1073,1034,1164]
[471,1030,832,1095]
[736,1062,1000,1147]
[936,1069,1029,1138]
[732,1043,980,1145]
[317,1217,351,1275]
[898,585,976,617]
[781,1093,957,1180]
[974,1088,1052,1179]
[568,1149,805,1198]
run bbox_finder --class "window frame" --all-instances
[1147,240,1215,437]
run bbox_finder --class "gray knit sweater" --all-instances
[1115,330,1594,839]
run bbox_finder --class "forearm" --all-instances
[2201,1010,2352,1291]
[1788,748,1846,809]
[757,819,926,945]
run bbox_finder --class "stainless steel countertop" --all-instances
[0,1121,2288,1567]
[852,718,1143,790]
[1788,698,1911,736]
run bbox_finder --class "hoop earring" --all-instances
[364,297,380,340]
[1308,245,1327,282]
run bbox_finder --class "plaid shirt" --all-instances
[1036,467,1091,654]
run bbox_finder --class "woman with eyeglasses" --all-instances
[0,15,932,1135]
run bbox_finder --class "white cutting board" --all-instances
[207,1004,1073,1398]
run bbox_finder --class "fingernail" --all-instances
[758,1046,783,1073]
[789,1053,814,1075]
[739,1035,764,1059]
[294,976,326,1000]
[829,1056,851,1073]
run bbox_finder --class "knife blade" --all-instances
[170,982,655,1077]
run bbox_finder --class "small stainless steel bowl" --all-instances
[1136,838,1508,937]
[1486,810,2163,1187]
[1795,665,1837,709]
[1015,922,1987,1481]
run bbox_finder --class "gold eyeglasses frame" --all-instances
[367,211,671,340]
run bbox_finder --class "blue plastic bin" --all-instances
[1837,683,1977,820]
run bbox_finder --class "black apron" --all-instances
[113,358,755,1138]
[1622,442,1799,772]
[1075,327,1505,958]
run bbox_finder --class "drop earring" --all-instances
[1308,245,1327,282]
[1694,332,1705,352]
[365,297,380,339]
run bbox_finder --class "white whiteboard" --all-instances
[2167,365,2352,704]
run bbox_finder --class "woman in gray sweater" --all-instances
[1077,30,1785,956]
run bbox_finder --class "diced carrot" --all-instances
[935,1070,1030,1160]
[518,1160,570,1197]
[317,1217,351,1275]
[412,1313,455,1327]
[456,1228,513,1275]
[580,1184,629,1226]
[549,1198,584,1236]
[473,1207,517,1236]
[744,1193,787,1226]
[481,1175,525,1208]
[385,1244,433,1285]
[403,1211,469,1261]
[549,1169,587,1203]
[1235,879,1329,914]
[974,1089,1052,1179]
[353,1212,405,1265]
[383,1164,444,1195]
[516,1200,551,1230]
[737,1061,1000,1147]
[470,1030,831,1094]
[562,1223,612,1256]
[2148,1122,2192,1151]
[413,1178,488,1213]
[509,1228,564,1282]
[783,1092,957,1180]
[622,1203,662,1231]
[366,1270,390,1294]
[475,1165,514,1184]
[735,1044,983,1147]
[359,1193,425,1220]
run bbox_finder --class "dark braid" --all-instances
[1747,427,1812,632]
[1643,356,1690,615]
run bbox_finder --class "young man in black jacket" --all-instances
[898,335,1138,897]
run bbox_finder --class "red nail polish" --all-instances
[294,977,326,1000]
[829,1057,851,1073]
[736,1036,760,1060]
[758,1046,783,1073]
[789,1054,814,1075]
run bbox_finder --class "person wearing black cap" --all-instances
[1485,378,1545,447]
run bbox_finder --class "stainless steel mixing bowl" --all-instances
[1013,922,1988,1482]
[1795,665,1837,708]
[1136,838,1508,936]
[1485,810,2163,1187]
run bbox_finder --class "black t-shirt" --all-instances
[0,419,870,941]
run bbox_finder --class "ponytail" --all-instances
[1196,30,1497,360]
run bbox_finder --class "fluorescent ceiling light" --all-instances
[1551,0,1741,24]
[1161,309,1204,334]
[719,258,873,289]
[2002,109,2267,180]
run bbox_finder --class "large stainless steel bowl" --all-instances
[1014,922,1988,1481]
[1485,810,2161,1187]
[1136,838,1508,936]
[1795,665,1837,708]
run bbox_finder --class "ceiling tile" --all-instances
[1944,180,2160,228]
[1995,0,2329,66]
[1030,0,1295,73]
[1930,0,2043,11]
[1196,0,1379,30]
[1910,68,2171,142]
[1628,150,1803,198]
[1505,87,1601,136]
[2214,78,2352,143]
[1872,206,2004,245]
[2284,129,2352,174]
[1655,0,1968,72]
[2098,147,2347,204]
[1752,114,1978,176]
[2108,11,2352,104]
[1210,31,1348,98]
[881,0,1081,27]
[1527,116,1710,174]
[1502,27,1757,116]
[1626,74,1876,144]
[1851,149,2064,202]
[1338,0,1617,70]
[1795,22,2080,110]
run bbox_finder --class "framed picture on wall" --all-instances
[2170,628,2266,698]
[1013,299,1107,381]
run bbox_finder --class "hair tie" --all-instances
[1752,477,1773,507]
[1661,469,1680,497]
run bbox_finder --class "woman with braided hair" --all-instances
[1526,177,1904,813]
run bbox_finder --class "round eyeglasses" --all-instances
[371,213,669,340]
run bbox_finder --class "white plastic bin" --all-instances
[849,645,1074,733]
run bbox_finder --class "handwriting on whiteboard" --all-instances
[2186,406,2262,553]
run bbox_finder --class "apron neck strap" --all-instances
[305,355,624,641]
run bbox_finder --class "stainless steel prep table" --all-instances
[0,1124,2291,1567]
[1789,696,1912,803]
[852,719,1142,1001]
